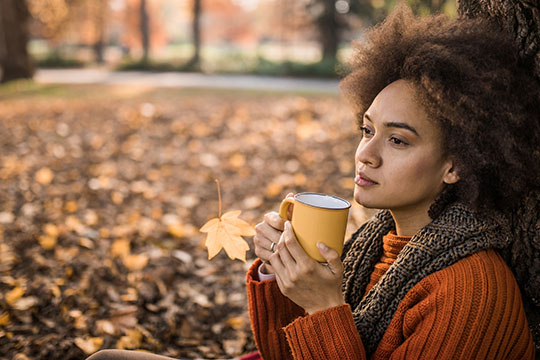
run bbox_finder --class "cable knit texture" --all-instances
[246,203,535,359]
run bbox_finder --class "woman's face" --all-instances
[354,80,458,215]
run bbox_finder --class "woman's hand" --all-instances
[253,193,294,274]
[253,212,284,273]
[266,221,345,314]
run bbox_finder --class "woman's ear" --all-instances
[443,161,460,185]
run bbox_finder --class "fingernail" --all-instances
[317,242,328,251]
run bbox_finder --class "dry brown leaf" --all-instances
[116,329,143,349]
[265,182,283,197]
[39,235,57,250]
[13,296,38,311]
[43,223,59,237]
[226,316,245,330]
[74,336,103,354]
[229,153,246,168]
[168,223,184,238]
[35,167,54,185]
[96,319,116,335]
[111,238,130,258]
[123,254,149,271]
[199,210,254,262]
[5,287,25,306]
[64,201,78,213]
[0,312,10,326]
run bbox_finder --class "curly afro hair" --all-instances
[339,4,540,351]
[340,4,540,219]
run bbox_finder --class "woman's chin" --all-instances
[354,193,378,209]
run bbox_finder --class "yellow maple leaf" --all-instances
[199,180,255,262]
[200,210,254,262]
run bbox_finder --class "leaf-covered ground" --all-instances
[0,83,374,359]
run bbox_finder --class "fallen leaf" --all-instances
[13,297,38,311]
[0,212,14,224]
[111,238,130,258]
[96,319,116,335]
[5,287,25,306]
[39,235,57,250]
[0,312,10,326]
[265,182,283,197]
[116,329,143,349]
[226,316,245,330]
[64,201,78,213]
[35,167,54,185]
[74,336,103,354]
[43,224,59,237]
[168,223,184,238]
[123,254,149,271]
[199,210,255,262]
[13,354,30,360]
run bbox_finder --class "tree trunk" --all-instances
[0,0,34,83]
[458,2,540,355]
[316,0,339,60]
[93,0,107,64]
[140,0,149,62]
[186,0,201,70]
[457,0,540,80]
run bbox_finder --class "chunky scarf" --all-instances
[341,203,510,355]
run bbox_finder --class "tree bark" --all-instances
[140,0,149,62]
[93,0,107,64]
[186,0,201,69]
[458,2,540,355]
[457,0,540,80]
[316,0,339,60]
[0,0,34,83]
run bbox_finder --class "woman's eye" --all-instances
[359,126,373,137]
[390,137,408,146]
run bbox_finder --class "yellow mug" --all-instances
[279,192,350,262]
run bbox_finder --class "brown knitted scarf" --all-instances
[341,203,510,355]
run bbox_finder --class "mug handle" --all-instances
[279,198,295,221]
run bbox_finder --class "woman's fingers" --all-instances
[254,214,283,262]
[282,221,312,265]
[263,212,285,231]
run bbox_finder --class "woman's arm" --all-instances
[246,258,306,360]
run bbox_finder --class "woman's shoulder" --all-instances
[407,249,524,312]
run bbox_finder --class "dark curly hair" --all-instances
[340,4,540,350]
[340,5,539,217]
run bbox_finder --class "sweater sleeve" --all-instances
[283,304,367,360]
[246,258,306,360]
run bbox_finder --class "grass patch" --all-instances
[116,58,201,72]
[251,57,349,78]
[36,53,85,68]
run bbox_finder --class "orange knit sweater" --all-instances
[246,232,535,359]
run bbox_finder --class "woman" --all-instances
[88,5,538,360]
[248,5,538,360]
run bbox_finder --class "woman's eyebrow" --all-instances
[363,113,419,137]
[384,122,419,137]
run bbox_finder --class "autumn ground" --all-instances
[0,81,373,359]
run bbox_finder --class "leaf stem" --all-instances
[215,179,222,218]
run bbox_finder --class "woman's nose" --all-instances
[355,139,381,168]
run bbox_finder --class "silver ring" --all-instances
[270,242,277,253]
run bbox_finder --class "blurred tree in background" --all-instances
[140,0,150,62]
[185,0,202,70]
[1,0,538,83]
[0,0,34,83]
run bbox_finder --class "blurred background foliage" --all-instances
[0,0,456,82]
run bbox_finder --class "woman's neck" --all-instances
[389,206,433,237]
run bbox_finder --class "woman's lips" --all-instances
[355,173,378,186]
